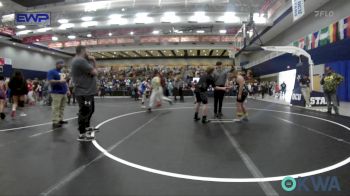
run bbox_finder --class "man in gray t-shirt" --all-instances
[213,61,233,118]
[70,45,98,142]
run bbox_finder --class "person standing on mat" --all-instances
[0,76,7,119]
[213,61,233,118]
[194,66,227,124]
[299,75,311,108]
[235,71,249,121]
[321,66,343,115]
[47,60,70,128]
[71,46,98,142]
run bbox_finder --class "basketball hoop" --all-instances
[227,46,240,59]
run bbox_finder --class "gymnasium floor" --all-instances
[0,98,349,196]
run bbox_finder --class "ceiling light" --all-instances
[161,12,180,23]
[152,30,160,35]
[2,14,14,22]
[87,33,92,38]
[196,30,205,34]
[81,21,98,27]
[37,27,52,33]
[84,1,111,12]
[114,52,116,54]
[108,14,127,25]
[130,31,134,35]
[122,8,126,12]
[134,13,153,24]
[108,32,112,36]
[253,13,267,24]
[109,14,122,19]
[12,43,16,45]
[52,36,58,41]
[58,19,69,24]
[189,12,210,23]
[27,46,31,49]
[16,25,26,29]
[217,12,240,23]
[219,29,227,34]
[16,30,32,35]
[82,16,93,21]
[0,2,3,7]
[68,35,76,39]
[174,30,183,34]
[58,23,75,30]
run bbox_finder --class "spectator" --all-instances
[8,71,28,118]
[299,75,311,107]
[47,60,70,128]
[321,66,343,115]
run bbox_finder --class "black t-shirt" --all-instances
[196,74,215,92]
[300,78,310,88]
[281,83,286,90]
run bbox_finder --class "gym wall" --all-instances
[0,43,70,79]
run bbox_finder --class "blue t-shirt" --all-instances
[47,69,68,94]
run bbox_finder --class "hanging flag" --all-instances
[312,31,319,49]
[298,37,305,49]
[304,34,312,50]
[319,27,330,46]
[293,40,299,47]
[0,58,4,66]
[345,16,350,39]
[329,22,339,43]
[338,17,345,40]
[338,16,350,40]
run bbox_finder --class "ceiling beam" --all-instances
[158,50,165,57]
[171,50,177,56]
[220,49,227,57]
[145,50,153,57]
[120,51,131,57]
[133,51,142,57]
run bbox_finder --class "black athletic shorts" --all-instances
[195,91,208,104]
[237,93,247,103]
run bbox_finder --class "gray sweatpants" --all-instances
[324,92,339,114]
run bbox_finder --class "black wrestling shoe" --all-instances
[59,120,68,124]
[52,123,62,129]
[0,113,5,120]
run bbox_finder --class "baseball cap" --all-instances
[56,59,65,65]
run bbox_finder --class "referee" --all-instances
[213,61,233,118]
